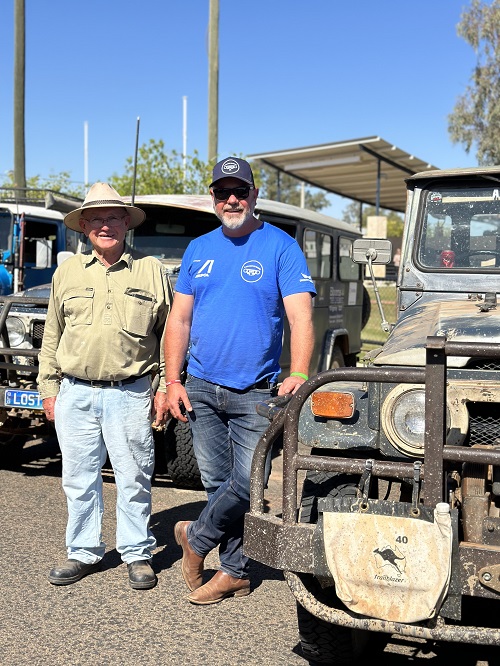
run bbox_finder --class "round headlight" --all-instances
[392,389,426,451]
[382,384,449,457]
[6,316,26,347]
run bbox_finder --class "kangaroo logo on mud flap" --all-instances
[373,543,407,580]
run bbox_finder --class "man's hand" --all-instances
[278,375,306,396]
[42,396,57,422]
[165,383,192,423]
[152,390,170,429]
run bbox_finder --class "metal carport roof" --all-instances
[249,136,439,213]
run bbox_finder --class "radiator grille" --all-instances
[466,359,500,371]
[467,402,500,447]
[32,321,45,349]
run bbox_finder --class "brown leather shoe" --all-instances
[187,570,250,605]
[174,520,205,591]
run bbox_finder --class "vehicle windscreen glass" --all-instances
[417,185,500,271]
[131,207,219,260]
[81,206,220,261]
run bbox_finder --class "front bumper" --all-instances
[244,350,500,645]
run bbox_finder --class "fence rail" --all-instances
[0,187,82,207]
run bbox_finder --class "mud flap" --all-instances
[317,463,453,623]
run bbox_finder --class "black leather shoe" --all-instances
[48,559,100,586]
[127,560,157,590]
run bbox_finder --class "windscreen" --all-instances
[417,184,500,270]
[79,206,220,262]
[132,206,219,260]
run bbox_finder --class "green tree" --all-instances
[110,140,213,195]
[252,164,329,211]
[448,0,500,165]
[341,200,404,236]
[1,170,84,198]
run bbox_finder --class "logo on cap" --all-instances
[221,159,240,175]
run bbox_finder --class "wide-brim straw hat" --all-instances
[64,182,146,232]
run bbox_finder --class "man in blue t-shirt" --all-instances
[165,157,316,604]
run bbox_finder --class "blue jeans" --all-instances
[54,375,156,564]
[185,375,272,578]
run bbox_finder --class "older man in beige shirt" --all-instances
[38,183,172,589]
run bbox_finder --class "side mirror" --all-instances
[57,251,74,266]
[351,238,392,265]
[352,238,393,334]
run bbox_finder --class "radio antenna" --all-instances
[131,116,140,206]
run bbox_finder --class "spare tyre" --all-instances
[361,285,371,330]
[163,418,203,489]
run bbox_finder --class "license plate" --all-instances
[4,389,44,410]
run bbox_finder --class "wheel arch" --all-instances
[318,328,350,372]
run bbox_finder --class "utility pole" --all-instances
[13,0,26,189]
[84,121,89,192]
[183,95,188,180]
[207,0,219,163]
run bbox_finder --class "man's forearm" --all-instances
[164,320,191,380]
[289,317,314,376]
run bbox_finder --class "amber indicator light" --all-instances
[311,392,355,419]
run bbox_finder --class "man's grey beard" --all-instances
[216,207,253,230]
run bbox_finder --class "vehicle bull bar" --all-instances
[245,336,500,644]
[0,295,48,378]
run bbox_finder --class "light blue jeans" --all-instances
[185,375,272,578]
[54,375,156,564]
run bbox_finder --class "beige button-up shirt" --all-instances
[37,246,173,399]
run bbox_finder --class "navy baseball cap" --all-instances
[210,157,255,187]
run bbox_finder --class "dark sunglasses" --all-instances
[212,186,252,201]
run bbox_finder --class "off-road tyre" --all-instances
[330,346,345,370]
[361,285,371,330]
[297,577,369,665]
[299,470,358,524]
[297,471,369,664]
[0,433,28,463]
[163,418,203,489]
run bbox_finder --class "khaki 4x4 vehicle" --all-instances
[244,166,500,663]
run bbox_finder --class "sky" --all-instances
[0,0,479,218]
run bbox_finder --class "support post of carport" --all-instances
[376,158,381,215]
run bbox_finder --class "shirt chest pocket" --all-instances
[62,288,94,325]
[123,288,156,337]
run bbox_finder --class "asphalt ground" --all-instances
[0,436,498,666]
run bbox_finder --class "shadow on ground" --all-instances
[0,433,191,488]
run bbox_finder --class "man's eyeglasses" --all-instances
[84,215,127,228]
[212,186,253,201]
